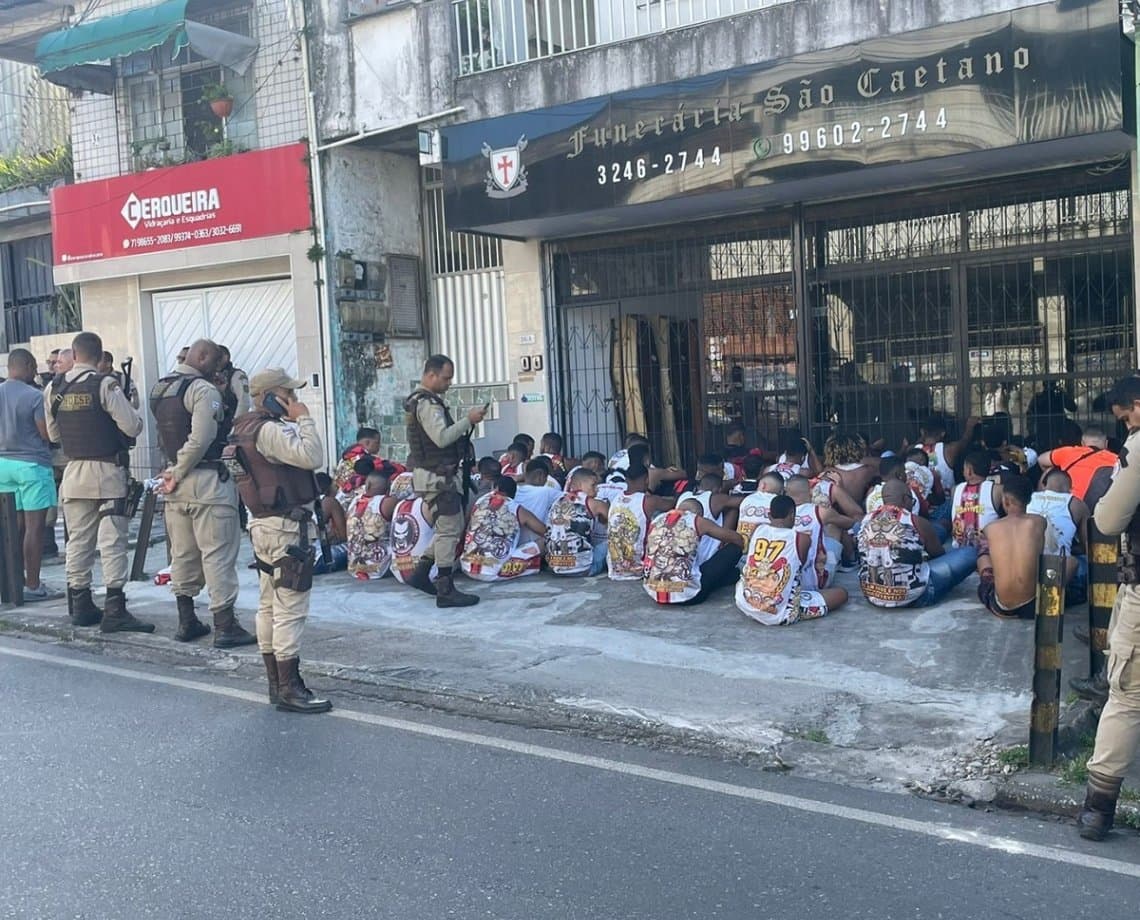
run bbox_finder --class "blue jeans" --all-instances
[931,519,950,544]
[590,541,608,576]
[917,546,977,606]
[313,542,349,575]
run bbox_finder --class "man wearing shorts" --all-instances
[977,475,1046,620]
[0,349,61,601]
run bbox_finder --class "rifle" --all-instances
[120,358,134,401]
[123,477,145,519]
[459,432,475,505]
[311,480,332,566]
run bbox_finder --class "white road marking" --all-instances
[3,641,1138,879]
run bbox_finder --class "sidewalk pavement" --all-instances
[6,543,1139,823]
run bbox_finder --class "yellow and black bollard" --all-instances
[1030,553,1065,767]
[1087,523,1118,679]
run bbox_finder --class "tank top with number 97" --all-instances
[736,524,803,626]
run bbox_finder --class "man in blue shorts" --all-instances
[0,349,61,601]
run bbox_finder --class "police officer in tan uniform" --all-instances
[228,368,330,714]
[151,339,255,647]
[404,354,485,607]
[44,332,153,633]
[1078,374,1140,840]
[216,346,251,419]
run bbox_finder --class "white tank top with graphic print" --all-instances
[736,523,803,626]
[461,492,541,581]
[545,491,597,576]
[794,502,828,591]
[644,509,703,604]
[390,498,436,584]
[737,492,776,545]
[607,491,649,581]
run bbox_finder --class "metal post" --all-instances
[1087,523,1117,679]
[0,491,24,606]
[129,490,158,582]
[1030,553,1065,766]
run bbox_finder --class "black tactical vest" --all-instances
[149,373,229,465]
[405,388,460,474]
[227,413,318,517]
[49,371,131,461]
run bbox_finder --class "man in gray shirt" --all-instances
[0,349,61,600]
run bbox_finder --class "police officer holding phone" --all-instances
[151,339,255,647]
[404,354,486,607]
[228,368,330,714]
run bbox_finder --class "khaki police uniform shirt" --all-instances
[228,367,251,418]
[1093,428,1140,538]
[166,363,236,507]
[255,415,325,471]
[44,363,143,500]
[1094,428,1140,644]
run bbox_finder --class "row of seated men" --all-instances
[315,417,1115,626]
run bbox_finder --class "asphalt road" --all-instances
[2,636,1140,920]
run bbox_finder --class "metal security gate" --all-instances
[804,167,1134,448]
[549,226,792,462]
[548,162,1134,463]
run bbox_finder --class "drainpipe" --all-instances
[293,0,339,459]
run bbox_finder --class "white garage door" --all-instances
[153,280,297,380]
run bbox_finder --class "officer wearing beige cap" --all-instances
[227,367,330,714]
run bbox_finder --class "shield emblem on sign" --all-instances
[489,147,520,192]
[482,136,529,199]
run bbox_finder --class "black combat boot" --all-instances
[100,587,155,633]
[67,586,102,627]
[435,568,479,608]
[262,652,280,705]
[174,595,211,642]
[212,606,257,649]
[1070,671,1109,704]
[275,657,332,714]
[1077,770,1123,841]
[406,556,437,596]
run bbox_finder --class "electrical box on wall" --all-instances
[335,254,423,338]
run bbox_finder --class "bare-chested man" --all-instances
[977,474,1046,620]
[818,432,877,504]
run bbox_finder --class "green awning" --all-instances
[36,0,189,79]
[34,0,258,94]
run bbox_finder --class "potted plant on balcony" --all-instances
[200,82,234,118]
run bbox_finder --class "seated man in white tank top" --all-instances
[1027,468,1090,591]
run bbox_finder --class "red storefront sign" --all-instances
[51,142,312,265]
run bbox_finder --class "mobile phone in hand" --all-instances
[263,392,288,416]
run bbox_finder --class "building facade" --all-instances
[0,56,72,352]
[12,0,332,473]
[332,0,1138,464]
